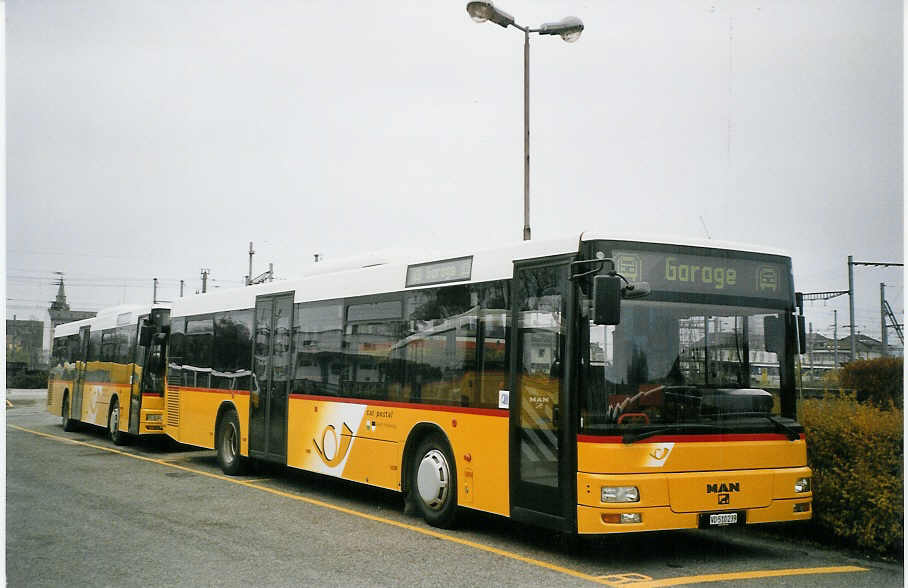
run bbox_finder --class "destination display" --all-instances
[611,249,791,301]
[406,256,473,288]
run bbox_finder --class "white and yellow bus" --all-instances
[48,304,170,444]
[164,233,812,533]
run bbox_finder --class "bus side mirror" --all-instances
[764,316,784,353]
[139,323,153,347]
[593,276,622,325]
[797,315,807,354]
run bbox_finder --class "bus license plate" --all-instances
[699,511,744,528]
[710,513,737,525]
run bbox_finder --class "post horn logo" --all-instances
[649,447,669,461]
[313,423,354,467]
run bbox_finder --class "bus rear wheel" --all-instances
[62,394,76,432]
[216,410,247,475]
[108,399,130,446]
[412,435,458,529]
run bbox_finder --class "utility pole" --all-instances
[153,278,158,304]
[846,257,903,362]
[201,268,210,294]
[247,242,255,286]
[848,255,855,362]
[808,322,814,384]
[833,309,838,368]
[880,283,888,356]
[180,280,185,297]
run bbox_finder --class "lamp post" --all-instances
[466,1,583,241]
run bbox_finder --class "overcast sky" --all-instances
[6,0,903,349]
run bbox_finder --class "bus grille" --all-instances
[166,389,180,427]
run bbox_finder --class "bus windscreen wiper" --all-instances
[622,424,720,444]
[714,412,801,441]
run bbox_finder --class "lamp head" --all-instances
[466,1,515,28]
[539,16,584,42]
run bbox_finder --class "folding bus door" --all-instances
[249,293,294,463]
[509,260,576,531]
[128,315,147,435]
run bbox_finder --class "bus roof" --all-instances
[53,303,169,338]
[580,231,790,258]
[169,232,791,318]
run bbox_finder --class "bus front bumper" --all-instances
[577,498,812,534]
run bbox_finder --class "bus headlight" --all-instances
[602,486,639,503]
[794,477,811,493]
[146,414,163,422]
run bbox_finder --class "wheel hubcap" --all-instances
[416,449,450,510]
[110,406,119,436]
[223,422,237,464]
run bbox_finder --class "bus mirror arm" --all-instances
[623,281,651,299]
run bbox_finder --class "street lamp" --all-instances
[466,1,583,241]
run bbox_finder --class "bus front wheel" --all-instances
[412,435,458,529]
[108,399,130,446]
[216,410,247,475]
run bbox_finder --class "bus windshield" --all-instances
[581,300,790,434]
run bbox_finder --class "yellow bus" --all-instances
[48,304,170,444]
[164,233,812,533]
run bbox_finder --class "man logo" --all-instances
[718,494,730,505]
[706,482,740,494]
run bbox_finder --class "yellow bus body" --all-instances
[575,436,811,533]
[47,362,165,435]
[165,387,512,516]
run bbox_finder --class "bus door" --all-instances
[249,292,294,463]
[72,325,90,421]
[130,308,169,434]
[509,260,576,531]
[128,315,148,434]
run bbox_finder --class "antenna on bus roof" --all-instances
[699,216,712,240]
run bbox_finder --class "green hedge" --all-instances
[6,370,48,389]
[800,395,903,555]
[840,357,903,408]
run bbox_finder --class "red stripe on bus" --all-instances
[289,394,508,417]
[167,386,250,396]
[83,382,132,389]
[577,433,805,444]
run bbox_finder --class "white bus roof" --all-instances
[53,303,169,338]
[169,232,791,319]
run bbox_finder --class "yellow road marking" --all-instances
[11,425,869,587]
[624,566,868,586]
[11,425,616,586]
[599,572,654,584]
[237,478,272,486]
